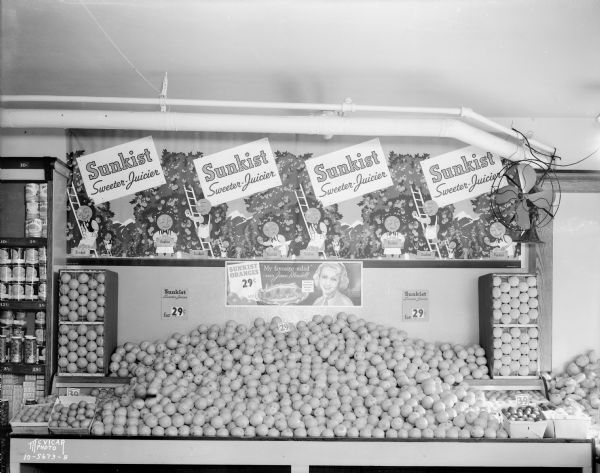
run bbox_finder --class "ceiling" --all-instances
[1,0,600,118]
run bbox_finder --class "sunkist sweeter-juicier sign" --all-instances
[77,136,166,204]
[306,139,393,207]
[420,145,505,207]
[193,138,282,206]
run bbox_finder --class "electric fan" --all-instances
[489,158,560,244]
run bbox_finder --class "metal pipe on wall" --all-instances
[0,108,535,161]
[0,95,556,156]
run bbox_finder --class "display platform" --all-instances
[9,436,594,473]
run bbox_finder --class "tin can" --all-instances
[38,345,46,363]
[38,264,47,281]
[25,265,38,281]
[0,335,8,363]
[10,336,23,363]
[38,247,47,262]
[24,336,37,364]
[38,282,47,301]
[0,266,10,282]
[0,311,12,338]
[24,281,38,300]
[24,248,39,265]
[25,201,40,218]
[12,265,25,282]
[34,311,45,323]
[0,249,9,264]
[10,248,24,264]
[41,219,47,238]
[24,184,39,202]
[39,184,48,202]
[25,219,42,238]
[39,201,48,214]
[34,321,45,347]
[14,311,25,321]
[10,282,25,301]
[12,320,26,338]
[0,283,8,301]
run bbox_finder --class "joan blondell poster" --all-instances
[226,261,362,307]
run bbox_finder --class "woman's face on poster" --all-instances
[319,266,341,296]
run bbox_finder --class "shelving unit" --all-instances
[0,157,69,403]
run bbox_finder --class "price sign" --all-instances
[277,321,291,333]
[515,394,530,406]
[402,289,429,321]
[226,262,262,303]
[66,388,80,396]
[160,287,189,320]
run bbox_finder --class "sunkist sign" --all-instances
[305,139,393,206]
[77,136,166,204]
[193,138,282,206]
[420,145,505,207]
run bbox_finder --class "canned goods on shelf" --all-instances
[38,264,47,281]
[25,201,40,218]
[38,345,46,363]
[35,311,45,323]
[34,322,45,346]
[12,320,26,338]
[41,219,47,238]
[0,325,11,337]
[0,335,8,363]
[0,283,8,300]
[10,336,23,363]
[12,265,25,282]
[0,248,9,265]
[39,183,48,202]
[25,183,40,202]
[10,282,25,300]
[38,282,47,301]
[14,311,26,321]
[25,218,43,238]
[24,336,38,364]
[25,265,38,281]
[24,282,38,300]
[0,266,10,282]
[39,201,48,213]
[24,248,39,265]
[38,247,47,262]
[10,248,24,264]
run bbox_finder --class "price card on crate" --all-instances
[160,287,189,320]
[226,262,262,303]
[515,394,530,406]
[402,289,429,321]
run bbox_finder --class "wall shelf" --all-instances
[66,256,523,269]
[0,364,45,375]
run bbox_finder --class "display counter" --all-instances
[9,436,594,473]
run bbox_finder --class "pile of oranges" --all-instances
[88,313,511,438]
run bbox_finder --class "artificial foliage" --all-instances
[66,149,520,260]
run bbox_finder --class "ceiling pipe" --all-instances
[1,108,538,162]
[0,95,555,155]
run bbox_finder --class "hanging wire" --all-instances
[79,1,160,94]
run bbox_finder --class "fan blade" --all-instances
[526,189,554,216]
[518,164,538,193]
[495,185,520,205]
[515,201,531,230]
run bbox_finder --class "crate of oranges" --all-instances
[479,273,541,378]
[56,269,117,376]
[47,396,97,435]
